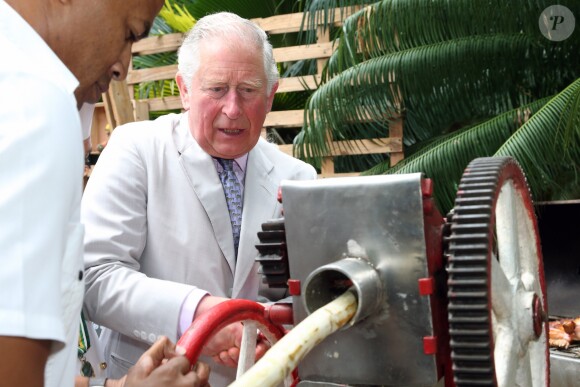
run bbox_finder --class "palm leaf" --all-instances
[299,0,377,44]
[168,0,294,19]
[326,0,575,75]
[296,33,578,163]
[363,98,551,213]
[496,78,580,201]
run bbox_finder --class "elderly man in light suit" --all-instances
[82,12,317,387]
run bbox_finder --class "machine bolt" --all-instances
[423,336,437,355]
[421,178,433,197]
[418,277,434,296]
[532,293,547,338]
[288,279,301,296]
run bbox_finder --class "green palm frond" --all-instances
[496,78,580,201]
[151,14,176,35]
[296,33,577,163]
[363,98,550,213]
[326,0,574,75]
[167,0,292,19]
[299,0,377,43]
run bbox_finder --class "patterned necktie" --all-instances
[216,158,243,257]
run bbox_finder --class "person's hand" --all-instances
[202,322,270,368]
[122,336,211,387]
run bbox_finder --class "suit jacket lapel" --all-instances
[233,142,278,297]
[174,114,236,275]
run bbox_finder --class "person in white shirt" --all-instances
[0,1,209,387]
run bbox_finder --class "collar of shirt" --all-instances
[0,0,79,96]
[213,154,248,187]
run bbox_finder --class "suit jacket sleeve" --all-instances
[82,120,197,343]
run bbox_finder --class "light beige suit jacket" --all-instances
[82,113,316,386]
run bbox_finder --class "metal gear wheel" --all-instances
[446,157,549,387]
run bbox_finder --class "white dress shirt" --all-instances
[0,2,85,387]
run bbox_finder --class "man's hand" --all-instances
[123,336,210,387]
[193,296,270,368]
[202,322,270,368]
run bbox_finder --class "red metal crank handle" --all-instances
[176,299,287,366]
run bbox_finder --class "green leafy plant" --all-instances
[294,0,580,213]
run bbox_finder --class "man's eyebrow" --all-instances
[240,79,264,88]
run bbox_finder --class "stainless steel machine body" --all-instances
[281,174,441,386]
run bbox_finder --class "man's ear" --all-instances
[176,72,190,111]
[267,81,279,112]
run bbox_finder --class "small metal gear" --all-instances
[255,218,290,288]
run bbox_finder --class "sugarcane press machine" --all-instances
[179,157,555,387]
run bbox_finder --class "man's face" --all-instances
[177,38,277,159]
[57,0,164,106]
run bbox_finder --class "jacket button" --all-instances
[78,270,83,280]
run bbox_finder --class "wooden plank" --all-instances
[278,137,403,156]
[388,115,404,166]
[107,80,135,126]
[131,7,357,56]
[277,75,321,93]
[134,100,150,122]
[273,41,335,63]
[263,110,304,128]
[251,7,356,34]
[316,27,330,75]
[127,64,178,85]
[321,157,335,175]
[132,33,184,56]
[146,96,183,112]
[101,91,117,130]
[129,70,321,93]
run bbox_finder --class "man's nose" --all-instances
[110,44,132,82]
[222,90,242,119]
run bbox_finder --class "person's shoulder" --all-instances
[1,72,77,140]
[2,72,72,113]
[110,113,181,142]
[114,113,180,132]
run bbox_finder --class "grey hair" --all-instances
[177,12,279,95]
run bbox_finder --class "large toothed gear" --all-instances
[446,157,549,387]
[255,218,290,288]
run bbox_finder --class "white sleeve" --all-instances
[0,74,83,343]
